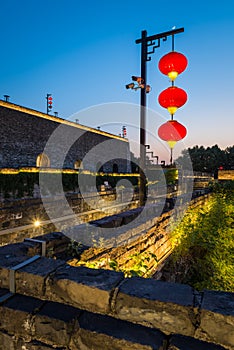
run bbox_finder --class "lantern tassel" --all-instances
[170,148,173,165]
[167,140,177,149]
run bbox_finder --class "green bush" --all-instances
[0,173,38,198]
[168,185,234,292]
[0,171,140,198]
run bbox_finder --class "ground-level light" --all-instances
[34,220,41,227]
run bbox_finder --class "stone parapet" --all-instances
[113,277,196,336]
[0,289,229,350]
[0,233,233,349]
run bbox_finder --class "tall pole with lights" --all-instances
[46,94,53,114]
[135,27,184,206]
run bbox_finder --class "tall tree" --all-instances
[176,144,234,173]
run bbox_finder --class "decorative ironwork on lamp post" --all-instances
[135,27,184,206]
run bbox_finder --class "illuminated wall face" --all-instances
[0,104,131,173]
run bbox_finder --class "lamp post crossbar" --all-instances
[136,27,184,206]
[135,27,184,45]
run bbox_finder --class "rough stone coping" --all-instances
[195,290,234,349]
[66,204,171,248]
[0,291,165,350]
[0,251,233,349]
[0,230,233,349]
[168,334,227,350]
[89,207,143,227]
[0,290,228,350]
[46,263,124,314]
[0,231,70,258]
[114,277,195,337]
[130,282,234,349]
[201,289,234,316]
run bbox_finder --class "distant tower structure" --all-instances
[46,94,53,114]
[122,126,127,138]
[4,95,10,102]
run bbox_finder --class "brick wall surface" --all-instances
[0,103,130,172]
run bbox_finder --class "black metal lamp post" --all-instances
[135,27,184,206]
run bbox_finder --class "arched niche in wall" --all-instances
[36,153,50,167]
[96,162,104,173]
[113,163,119,173]
[74,159,83,170]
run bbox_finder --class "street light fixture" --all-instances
[134,27,185,206]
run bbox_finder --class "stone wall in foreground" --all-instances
[0,232,233,350]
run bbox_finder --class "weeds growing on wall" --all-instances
[167,181,234,292]
[69,250,158,278]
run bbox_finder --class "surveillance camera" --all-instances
[146,85,151,93]
[132,76,144,84]
[131,76,138,81]
[125,83,135,89]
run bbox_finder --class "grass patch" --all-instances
[166,182,234,292]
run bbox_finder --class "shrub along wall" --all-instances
[158,182,234,292]
[0,171,140,199]
[0,168,181,199]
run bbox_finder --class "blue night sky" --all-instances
[0,0,233,161]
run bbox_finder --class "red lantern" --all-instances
[158,51,188,81]
[158,120,187,148]
[158,86,187,115]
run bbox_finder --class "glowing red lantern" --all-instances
[158,51,188,81]
[158,120,187,148]
[158,86,187,115]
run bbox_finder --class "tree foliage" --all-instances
[176,144,234,173]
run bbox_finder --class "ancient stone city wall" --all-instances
[0,101,130,172]
[0,187,232,349]
[0,231,233,350]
